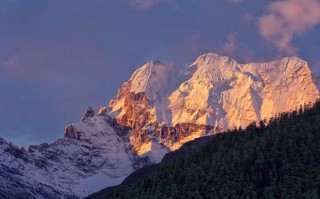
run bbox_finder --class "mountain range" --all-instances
[0,53,319,199]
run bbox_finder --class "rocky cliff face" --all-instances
[0,53,319,199]
[107,60,214,151]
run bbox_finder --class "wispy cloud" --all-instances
[258,0,320,54]
[130,0,170,10]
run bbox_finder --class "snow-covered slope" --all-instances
[129,60,177,101]
[0,53,319,198]
[170,53,241,128]
[109,60,179,126]
[170,53,319,130]
[0,109,133,199]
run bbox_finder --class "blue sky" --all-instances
[0,0,319,146]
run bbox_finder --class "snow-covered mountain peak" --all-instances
[270,56,307,69]
[243,56,313,87]
[283,56,307,63]
[129,60,176,100]
[245,56,307,72]
[188,52,239,83]
[191,52,238,68]
[108,60,179,126]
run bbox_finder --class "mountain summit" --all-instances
[108,53,319,150]
[0,53,319,198]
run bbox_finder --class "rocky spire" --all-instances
[81,107,95,121]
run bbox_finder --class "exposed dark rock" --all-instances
[4,145,28,163]
[64,124,82,140]
[81,107,95,121]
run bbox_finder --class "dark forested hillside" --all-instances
[87,100,320,199]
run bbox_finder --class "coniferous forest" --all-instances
[88,100,320,199]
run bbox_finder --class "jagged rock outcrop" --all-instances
[81,107,95,121]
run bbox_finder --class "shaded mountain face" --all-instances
[0,53,319,198]
[0,112,133,199]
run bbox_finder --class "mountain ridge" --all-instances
[107,53,319,151]
[0,52,319,198]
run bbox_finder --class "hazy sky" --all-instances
[0,0,319,146]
